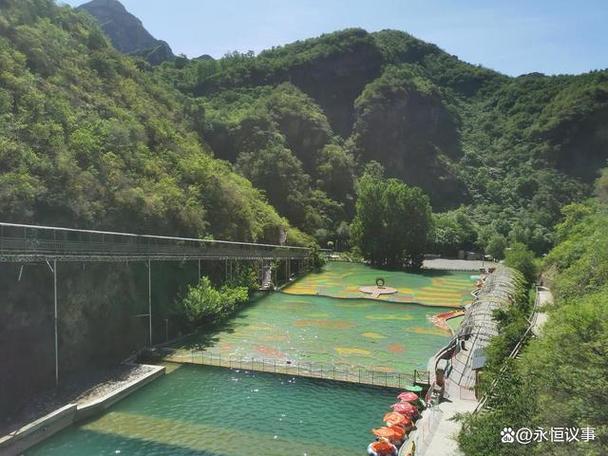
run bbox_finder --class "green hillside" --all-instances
[459,194,608,456]
[157,28,608,253]
[0,0,308,245]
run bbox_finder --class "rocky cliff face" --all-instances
[283,38,384,137]
[350,68,467,209]
[78,0,174,63]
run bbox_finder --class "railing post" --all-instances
[148,259,152,346]
[53,260,58,386]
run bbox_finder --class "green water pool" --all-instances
[28,364,398,456]
[171,263,474,373]
[446,315,464,333]
[27,263,472,455]
[284,262,475,307]
[173,294,454,373]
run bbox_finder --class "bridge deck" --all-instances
[0,222,309,262]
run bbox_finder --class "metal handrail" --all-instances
[0,221,309,250]
[0,221,311,261]
[166,349,424,389]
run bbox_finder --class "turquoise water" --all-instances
[28,265,471,455]
[446,315,464,333]
[28,364,398,456]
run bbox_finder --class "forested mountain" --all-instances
[0,0,312,416]
[77,0,174,64]
[0,0,307,245]
[2,0,607,254]
[157,28,608,254]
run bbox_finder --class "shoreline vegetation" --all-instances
[458,196,608,455]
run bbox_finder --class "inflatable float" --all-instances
[367,439,398,456]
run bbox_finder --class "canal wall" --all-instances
[0,364,165,456]
[0,258,224,418]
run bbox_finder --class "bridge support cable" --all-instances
[53,260,58,386]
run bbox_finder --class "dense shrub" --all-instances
[181,277,249,325]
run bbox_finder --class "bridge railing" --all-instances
[165,349,429,389]
[0,222,310,261]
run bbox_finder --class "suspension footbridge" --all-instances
[0,222,312,386]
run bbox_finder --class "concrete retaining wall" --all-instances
[76,365,165,421]
[0,404,77,456]
[0,364,165,456]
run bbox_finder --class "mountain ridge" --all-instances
[156,27,608,252]
[77,0,175,64]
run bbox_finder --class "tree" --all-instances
[236,143,310,224]
[335,220,351,251]
[316,144,356,210]
[352,172,432,268]
[594,167,608,204]
[433,208,479,256]
[307,244,326,270]
[504,242,537,286]
[486,234,507,260]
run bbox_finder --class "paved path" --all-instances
[422,398,478,456]
[413,286,554,456]
[423,259,489,271]
[531,287,553,336]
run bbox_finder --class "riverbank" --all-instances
[0,363,164,455]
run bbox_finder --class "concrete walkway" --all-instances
[531,287,553,336]
[423,259,487,271]
[413,284,554,456]
[423,398,477,456]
